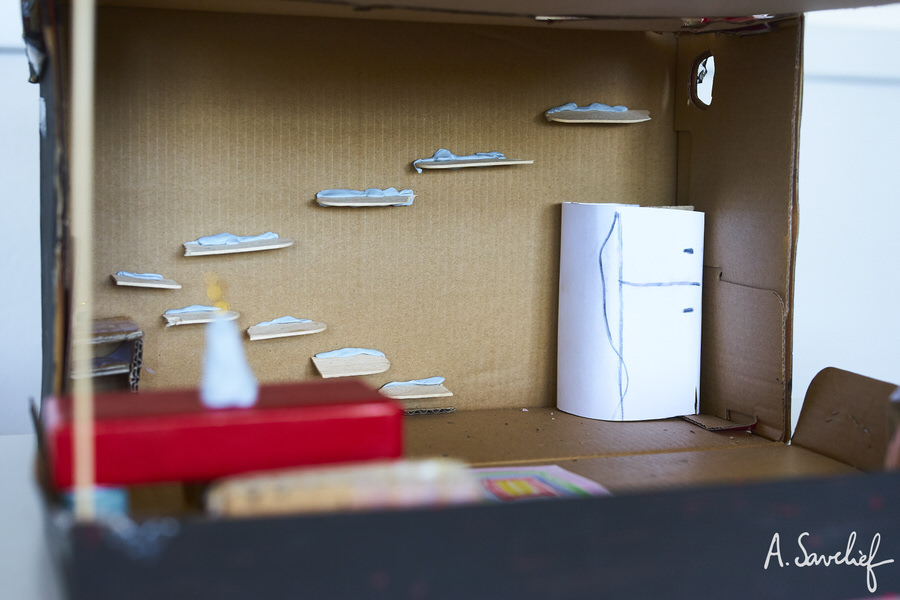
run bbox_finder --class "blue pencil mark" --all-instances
[598,217,705,420]
[616,213,625,420]
[599,211,630,420]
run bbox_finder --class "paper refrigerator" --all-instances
[558,202,705,421]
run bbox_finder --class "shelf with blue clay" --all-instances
[112,271,181,289]
[312,347,390,378]
[412,149,533,173]
[379,377,455,415]
[163,305,240,327]
[544,102,651,124]
[379,377,452,400]
[316,187,415,208]
[183,232,294,257]
[247,316,327,341]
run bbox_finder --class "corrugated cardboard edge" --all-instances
[405,407,456,416]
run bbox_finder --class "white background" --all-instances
[792,4,900,432]
[0,0,41,435]
[0,2,898,435]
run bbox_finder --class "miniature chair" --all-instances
[791,367,897,471]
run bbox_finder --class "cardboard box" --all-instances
[33,0,900,597]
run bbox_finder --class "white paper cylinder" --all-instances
[557,202,704,421]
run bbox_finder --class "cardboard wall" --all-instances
[676,23,802,440]
[91,7,678,409]
[89,7,801,437]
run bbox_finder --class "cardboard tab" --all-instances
[681,413,757,432]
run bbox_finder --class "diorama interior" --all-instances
[42,0,897,509]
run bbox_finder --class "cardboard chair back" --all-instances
[792,366,898,471]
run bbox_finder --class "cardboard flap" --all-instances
[682,413,757,432]
[700,269,787,441]
[792,367,897,471]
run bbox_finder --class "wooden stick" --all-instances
[71,0,97,522]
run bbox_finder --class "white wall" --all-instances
[0,0,41,435]
[792,4,900,433]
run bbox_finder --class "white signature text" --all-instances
[764,531,894,593]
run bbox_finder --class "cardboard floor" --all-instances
[405,408,858,492]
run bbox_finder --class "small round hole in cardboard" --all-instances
[691,52,715,108]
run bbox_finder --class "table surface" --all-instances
[0,434,63,600]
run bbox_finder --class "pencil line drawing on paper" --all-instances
[598,210,629,420]
[557,202,704,422]
[598,212,702,420]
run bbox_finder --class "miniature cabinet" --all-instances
[70,317,143,391]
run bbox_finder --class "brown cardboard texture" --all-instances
[553,444,860,493]
[90,7,678,412]
[86,4,800,444]
[405,407,773,467]
[38,2,900,597]
[793,367,898,471]
[403,373,873,491]
[47,1,897,497]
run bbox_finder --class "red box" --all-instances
[43,379,404,489]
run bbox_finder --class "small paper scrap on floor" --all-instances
[470,465,611,502]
